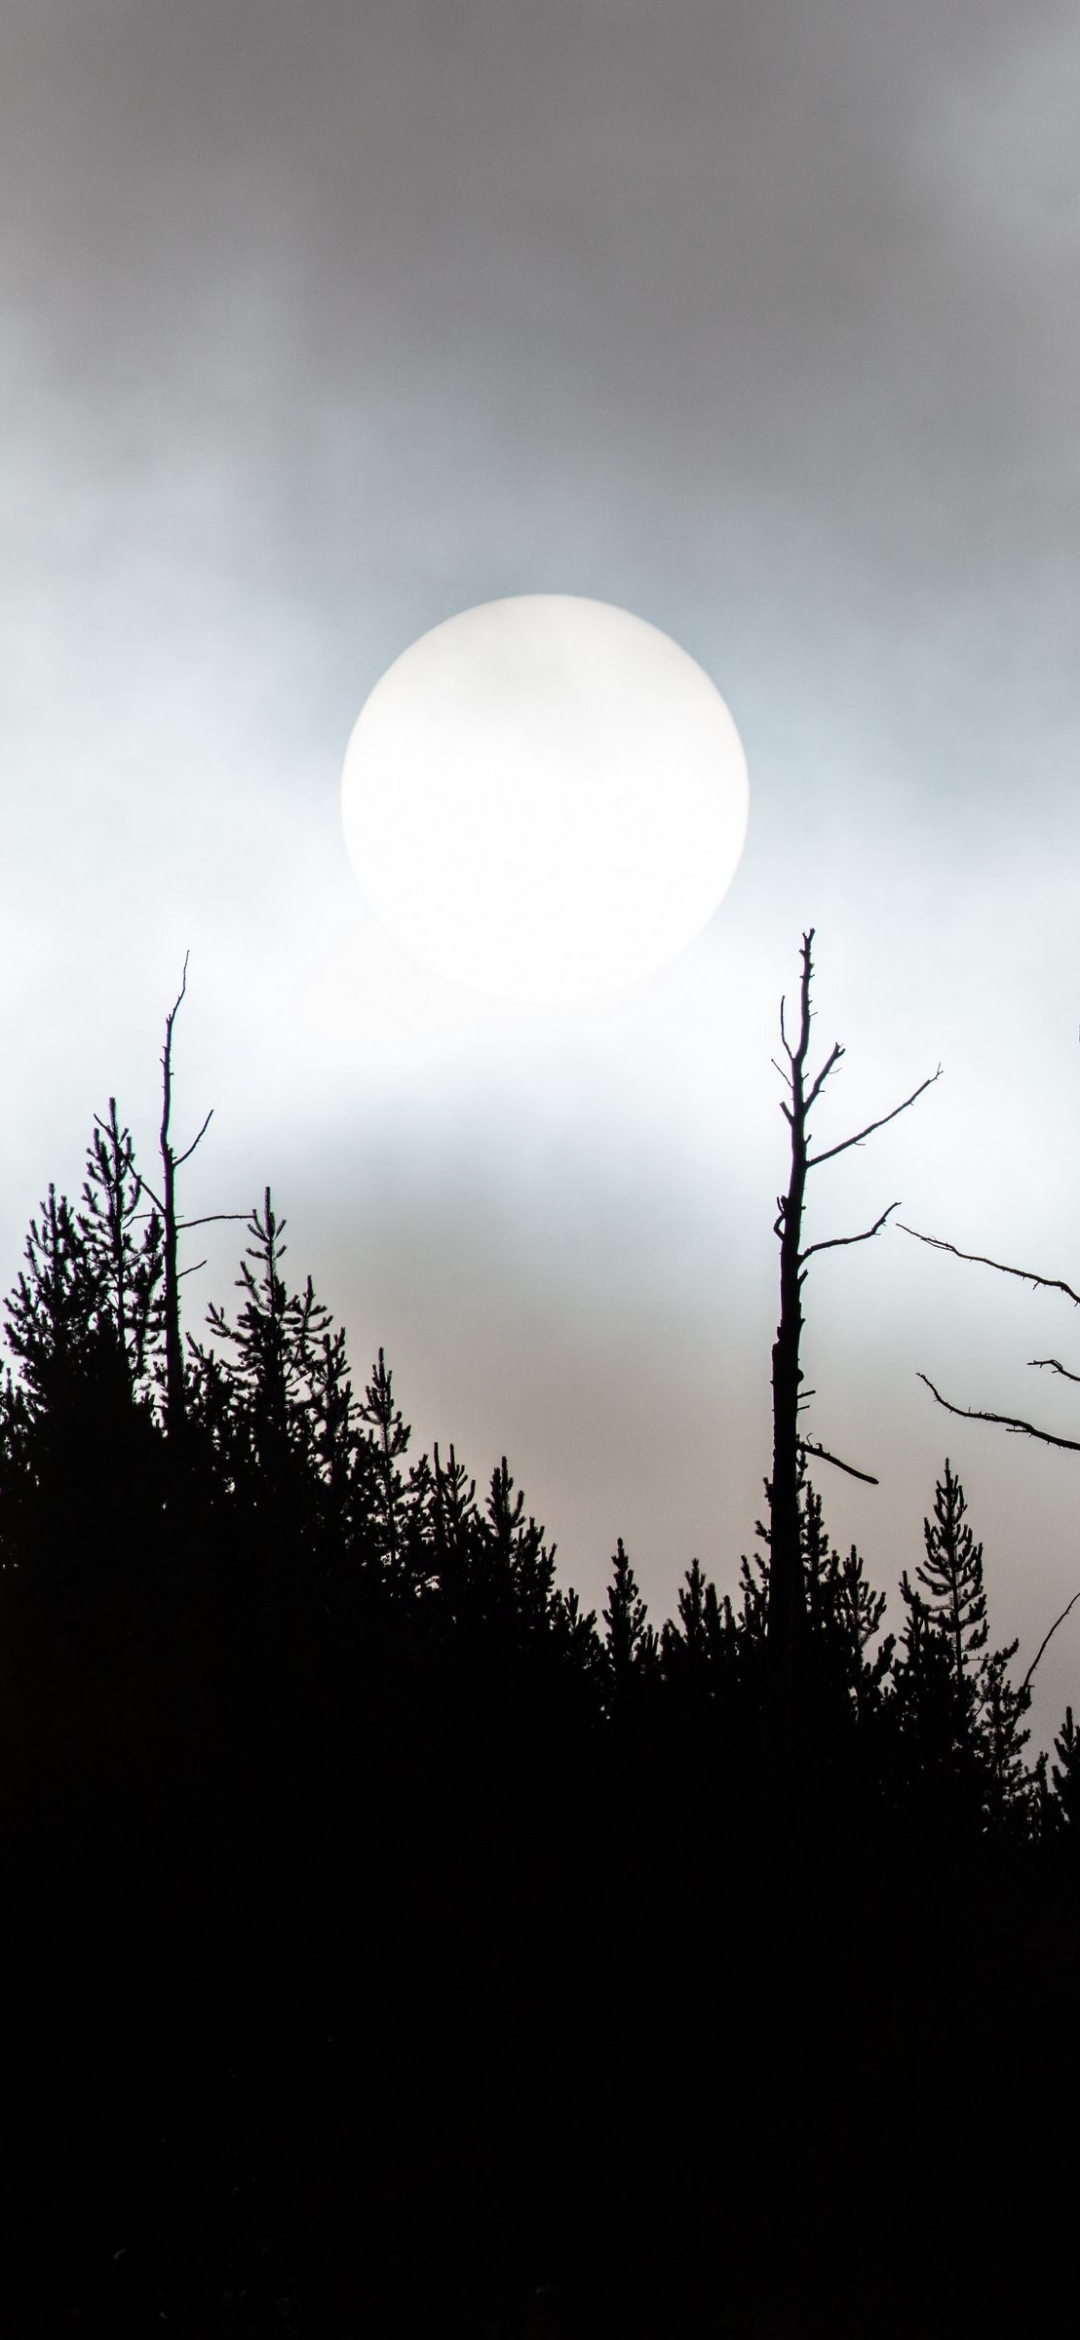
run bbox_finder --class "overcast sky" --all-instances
[4,0,1079,1740]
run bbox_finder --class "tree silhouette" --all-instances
[1049,1704,1080,1832]
[602,1536,657,1712]
[912,1458,988,1705]
[0,933,1076,2336]
[767,930,939,1769]
[132,955,246,1446]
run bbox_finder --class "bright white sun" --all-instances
[341,594,749,1003]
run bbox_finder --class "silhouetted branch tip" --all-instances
[174,1212,249,1231]
[808,1066,941,1170]
[804,1042,845,1113]
[175,1107,214,1168]
[916,1371,1080,1452]
[899,1226,1080,1309]
[802,1201,900,1263]
[1029,1356,1080,1385]
[163,950,191,1046]
[1019,1589,1080,1696]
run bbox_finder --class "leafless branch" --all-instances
[175,1212,250,1231]
[167,951,190,1028]
[799,1437,879,1486]
[917,1372,1080,1453]
[1019,1590,1080,1698]
[177,1258,207,1281]
[174,1108,214,1169]
[899,1228,1080,1309]
[801,1202,899,1263]
[804,1041,844,1114]
[1030,1357,1080,1386]
[130,1206,248,1227]
[808,1066,942,1170]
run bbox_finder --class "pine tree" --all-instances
[661,1558,712,1696]
[602,1538,658,1711]
[831,1545,894,1714]
[0,1152,168,1576]
[892,1462,1037,1832]
[4,1184,98,1414]
[463,1456,560,1645]
[1049,1706,1080,1834]
[357,1345,413,1581]
[187,1189,380,1584]
[976,1641,1031,1829]
[194,1191,328,1503]
[77,1098,164,1397]
[915,1460,988,1707]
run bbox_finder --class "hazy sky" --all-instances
[4,0,1079,1740]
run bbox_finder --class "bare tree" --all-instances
[134,956,246,1443]
[768,932,940,1752]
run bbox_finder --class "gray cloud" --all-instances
[3,0,1080,1733]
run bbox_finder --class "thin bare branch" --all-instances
[174,1212,250,1231]
[917,1372,1080,1453]
[177,1258,207,1281]
[899,1227,1080,1309]
[808,1067,941,1170]
[166,950,190,1032]
[1030,1357,1080,1386]
[802,1201,900,1263]
[799,1437,879,1486]
[174,1108,214,1169]
[1019,1589,1080,1697]
[804,1041,844,1114]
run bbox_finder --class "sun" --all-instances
[341,594,749,1003]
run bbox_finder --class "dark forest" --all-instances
[0,942,1076,2337]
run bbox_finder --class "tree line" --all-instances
[0,940,1076,2335]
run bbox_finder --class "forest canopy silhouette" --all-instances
[0,939,1076,2337]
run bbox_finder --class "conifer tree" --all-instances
[602,1538,657,1710]
[77,1097,164,1396]
[548,1582,603,1683]
[201,1190,330,1495]
[831,1545,894,1716]
[482,1457,558,1637]
[4,1186,90,1399]
[1049,1705,1080,1833]
[358,1346,413,1580]
[976,1641,1031,1829]
[914,1460,988,1704]
[893,1461,1035,1830]
[661,1558,712,1695]
[429,1441,480,1617]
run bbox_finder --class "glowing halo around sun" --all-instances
[341,594,749,1004]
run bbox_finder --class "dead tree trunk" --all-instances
[767,932,940,1777]
[768,948,813,1726]
[136,956,246,1448]
[159,973,193,1441]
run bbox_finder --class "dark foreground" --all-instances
[0,1577,1074,2339]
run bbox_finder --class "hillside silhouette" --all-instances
[0,944,1076,2335]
